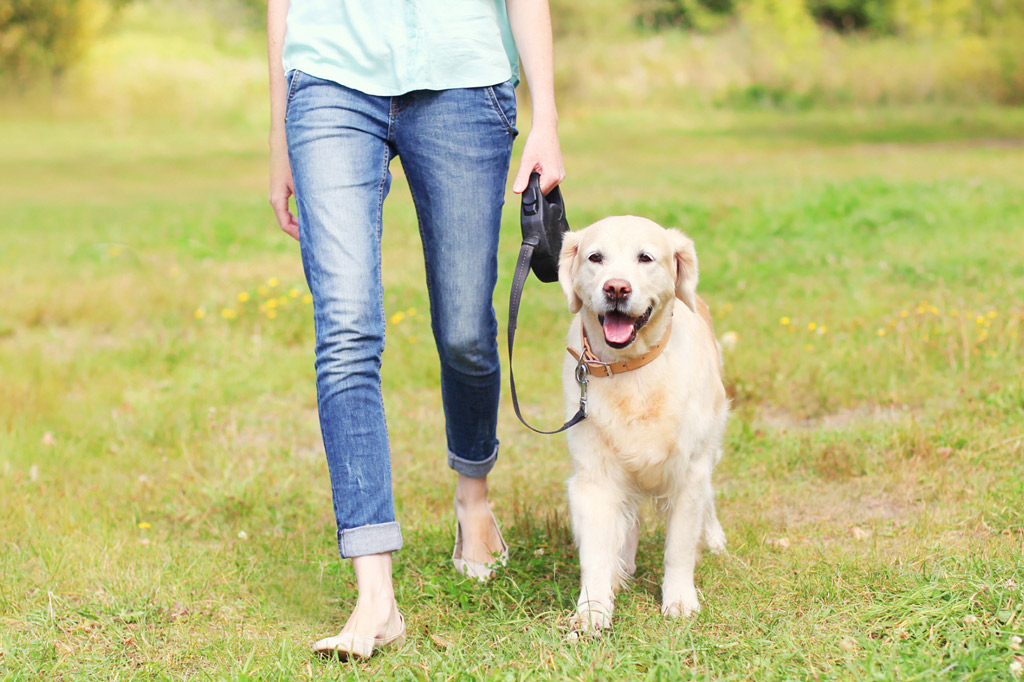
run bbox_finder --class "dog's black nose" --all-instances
[603,279,631,302]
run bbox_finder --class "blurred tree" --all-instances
[737,0,820,46]
[0,0,114,81]
[635,0,736,31]
[230,0,267,26]
[550,0,635,38]
[966,0,1024,34]
[806,0,890,32]
[888,0,973,36]
[636,0,1024,37]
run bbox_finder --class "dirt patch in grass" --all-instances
[757,404,917,431]
[771,482,921,530]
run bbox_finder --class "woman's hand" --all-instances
[513,121,565,196]
[269,140,299,240]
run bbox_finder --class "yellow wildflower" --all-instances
[807,322,817,331]
[899,311,909,318]
[268,277,279,287]
[237,292,250,303]
[988,310,997,318]
[406,307,417,316]
[390,311,406,325]
[780,316,791,326]
[221,308,237,319]
[289,288,300,298]
[267,309,278,319]
[138,522,151,529]
[818,326,828,335]
[302,294,313,304]
[194,308,206,319]
[876,328,886,337]
[258,285,269,296]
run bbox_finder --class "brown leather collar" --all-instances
[567,318,672,378]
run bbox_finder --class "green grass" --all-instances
[2,102,1022,681]
[3,21,1024,679]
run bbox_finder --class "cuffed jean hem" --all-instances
[338,521,404,559]
[447,444,499,478]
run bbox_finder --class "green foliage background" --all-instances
[5,0,1024,105]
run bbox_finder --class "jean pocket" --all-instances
[485,79,518,137]
[284,69,303,122]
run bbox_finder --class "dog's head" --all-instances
[557,216,698,350]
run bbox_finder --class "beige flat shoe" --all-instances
[452,507,509,582]
[312,613,406,661]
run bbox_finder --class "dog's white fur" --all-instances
[557,216,728,632]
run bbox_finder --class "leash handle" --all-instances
[508,239,587,435]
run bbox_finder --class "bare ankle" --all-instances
[349,553,396,617]
[455,473,490,507]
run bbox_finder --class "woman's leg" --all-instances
[393,80,518,565]
[286,70,403,638]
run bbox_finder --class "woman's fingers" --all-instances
[270,187,300,241]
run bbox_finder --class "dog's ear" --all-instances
[670,230,699,313]
[558,230,583,314]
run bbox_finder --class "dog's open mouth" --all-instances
[597,306,653,349]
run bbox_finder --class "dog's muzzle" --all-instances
[597,305,653,349]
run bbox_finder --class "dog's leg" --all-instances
[701,494,727,555]
[661,461,711,618]
[568,473,628,633]
[615,517,640,590]
[699,442,726,555]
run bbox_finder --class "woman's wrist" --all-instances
[269,126,287,149]
[529,111,559,131]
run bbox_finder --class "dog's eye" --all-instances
[588,252,603,264]
[638,252,655,263]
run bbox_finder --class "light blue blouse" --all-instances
[282,0,520,96]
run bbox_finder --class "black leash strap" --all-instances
[507,236,588,435]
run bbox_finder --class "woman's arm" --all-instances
[506,0,565,195]
[268,0,299,240]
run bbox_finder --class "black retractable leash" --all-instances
[508,172,588,434]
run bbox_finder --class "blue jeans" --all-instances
[285,70,517,559]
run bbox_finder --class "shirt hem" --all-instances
[282,59,518,96]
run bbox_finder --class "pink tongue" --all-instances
[602,315,635,345]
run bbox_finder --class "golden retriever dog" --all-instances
[556,216,728,633]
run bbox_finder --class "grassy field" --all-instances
[3,25,1024,678]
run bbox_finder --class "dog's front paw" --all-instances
[704,524,727,555]
[661,586,701,618]
[569,600,613,637]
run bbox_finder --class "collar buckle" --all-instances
[574,361,590,417]
[583,358,614,378]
